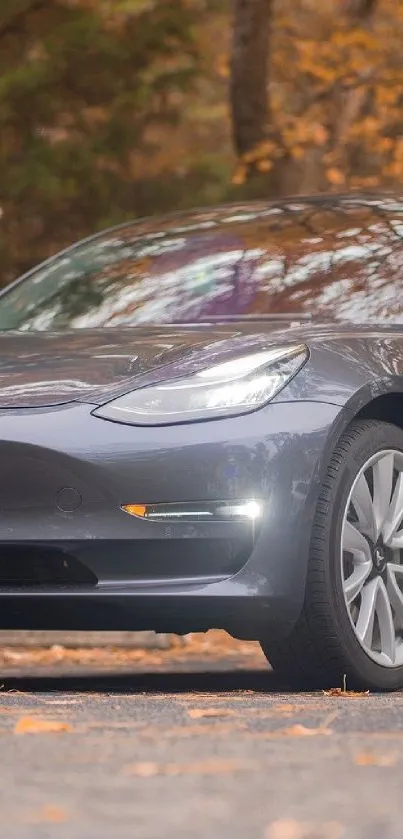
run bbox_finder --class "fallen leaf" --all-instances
[274,704,300,713]
[127,762,160,777]
[14,717,73,735]
[28,805,69,823]
[3,650,26,663]
[126,758,259,777]
[323,688,369,698]
[266,819,344,839]
[266,822,303,839]
[187,708,235,719]
[354,751,398,767]
[278,724,333,737]
[48,644,66,661]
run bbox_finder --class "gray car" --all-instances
[1,192,403,691]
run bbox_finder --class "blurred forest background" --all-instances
[1,0,402,286]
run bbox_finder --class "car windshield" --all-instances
[1,200,403,330]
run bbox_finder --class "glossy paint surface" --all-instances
[0,193,403,638]
[0,400,339,637]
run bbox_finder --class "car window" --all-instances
[0,199,402,329]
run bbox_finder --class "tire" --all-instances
[261,419,403,691]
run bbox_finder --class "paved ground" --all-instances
[1,638,402,839]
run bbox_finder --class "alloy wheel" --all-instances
[341,448,403,667]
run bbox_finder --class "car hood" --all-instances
[0,325,275,409]
[0,321,398,409]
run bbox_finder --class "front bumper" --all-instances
[0,400,339,639]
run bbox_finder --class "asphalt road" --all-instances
[1,649,403,839]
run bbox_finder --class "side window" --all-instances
[257,200,403,323]
[320,202,403,322]
[242,205,334,316]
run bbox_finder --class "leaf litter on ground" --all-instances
[27,805,69,823]
[277,723,333,737]
[323,688,369,698]
[266,819,344,839]
[323,674,370,698]
[187,708,236,719]
[354,751,398,766]
[14,717,73,735]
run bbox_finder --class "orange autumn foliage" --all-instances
[2,0,403,285]
[233,0,403,193]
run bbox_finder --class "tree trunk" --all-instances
[332,0,378,180]
[230,0,272,158]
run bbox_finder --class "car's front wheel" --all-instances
[261,419,403,691]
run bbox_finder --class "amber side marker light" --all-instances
[121,500,262,522]
[122,504,147,518]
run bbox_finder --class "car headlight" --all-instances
[93,343,308,426]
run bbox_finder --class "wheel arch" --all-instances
[265,387,403,649]
[356,391,403,431]
[317,383,403,485]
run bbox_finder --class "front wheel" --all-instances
[261,419,403,691]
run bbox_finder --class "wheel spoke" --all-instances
[383,472,403,545]
[372,453,394,540]
[355,578,378,648]
[343,561,372,604]
[387,564,403,630]
[389,530,403,550]
[355,577,395,662]
[342,520,371,562]
[375,579,396,663]
[351,471,376,540]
